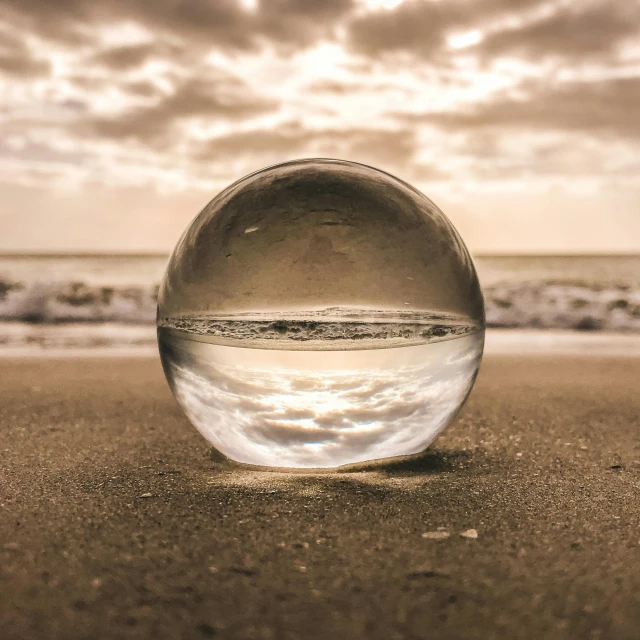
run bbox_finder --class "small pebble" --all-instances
[460,529,478,539]
[139,493,153,498]
[292,541,309,549]
[422,531,450,540]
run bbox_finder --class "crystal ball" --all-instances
[157,159,484,468]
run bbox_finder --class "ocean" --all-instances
[1,254,638,348]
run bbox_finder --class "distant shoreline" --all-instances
[1,252,640,259]
[0,252,171,259]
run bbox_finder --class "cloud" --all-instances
[190,124,420,171]
[90,42,180,71]
[347,0,637,64]
[410,76,640,140]
[475,1,640,60]
[122,80,164,98]
[3,0,356,51]
[346,0,546,58]
[185,123,450,185]
[348,0,460,58]
[83,73,277,146]
[0,27,50,77]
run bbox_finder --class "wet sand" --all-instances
[1,353,639,639]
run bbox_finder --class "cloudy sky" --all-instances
[1,0,639,254]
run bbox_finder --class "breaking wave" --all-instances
[0,279,158,324]
[1,277,639,331]
[485,280,640,331]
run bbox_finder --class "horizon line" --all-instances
[0,251,639,259]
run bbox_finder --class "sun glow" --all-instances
[448,30,483,50]
[238,0,259,12]
[361,0,406,10]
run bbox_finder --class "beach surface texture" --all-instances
[1,351,639,639]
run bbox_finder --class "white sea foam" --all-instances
[485,281,640,331]
[0,279,157,323]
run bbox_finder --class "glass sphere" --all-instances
[158,159,484,468]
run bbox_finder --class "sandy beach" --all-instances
[1,349,639,639]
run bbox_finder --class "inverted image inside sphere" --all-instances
[158,159,484,324]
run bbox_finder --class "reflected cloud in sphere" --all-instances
[159,330,483,468]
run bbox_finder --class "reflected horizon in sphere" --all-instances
[157,159,485,468]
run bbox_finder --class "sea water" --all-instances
[157,312,484,468]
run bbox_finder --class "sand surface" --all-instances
[1,353,639,639]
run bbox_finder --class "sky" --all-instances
[1,0,639,254]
